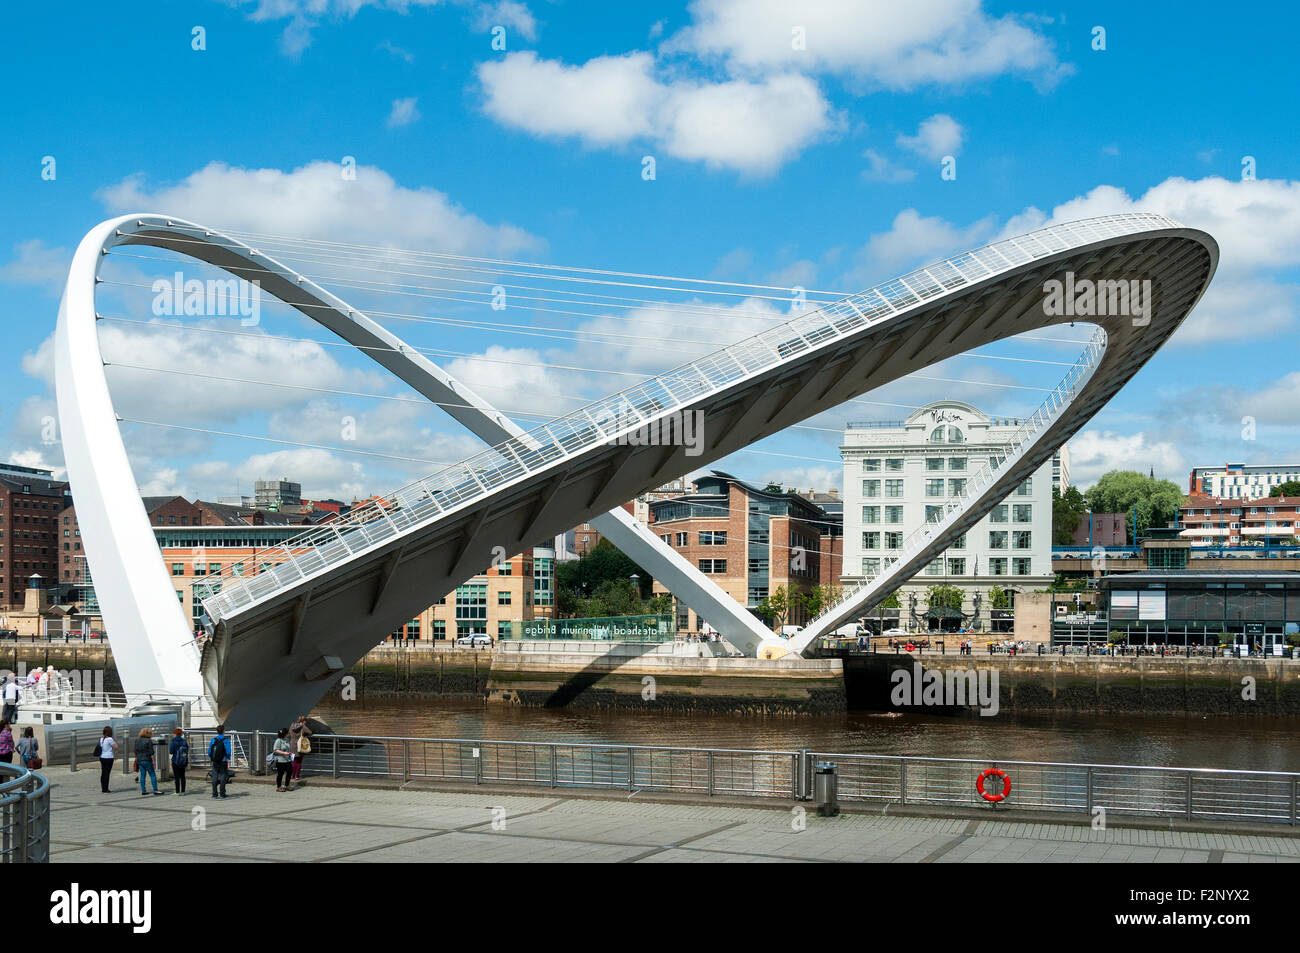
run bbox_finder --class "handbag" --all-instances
[28,756,42,770]
[297,735,311,754]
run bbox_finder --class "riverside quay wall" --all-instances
[486,652,846,715]
[845,654,1300,717]
[0,642,122,694]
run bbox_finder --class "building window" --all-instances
[699,559,727,573]
[861,558,880,575]
[171,564,185,576]
[885,480,904,498]
[948,558,966,575]
[1013,531,1032,549]
[862,532,880,549]
[949,458,966,471]
[862,480,880,498]
[926,457,945,471]
[949,478,967,496]
[498,591,511,605]
[925,479,944,497]
[989,531,1008,550]
[676,532,688,546]
[951,534,966,549]
[497,562,513,576]
[432,620,446,640]
[861,506,879,524]
[924,560,943,576]
[884,531,903,549]
[884,506,903,523]
[700,531,727,545]
[862,459,881,472]
[990,505,1008,522]
[1013,504,1032,523]
[885,458,904,472]
[455,584,487,621]
[989,558,1008,576]
[1016,478,1033,496]
[925,505,943,523]
[1012,557,1033,575]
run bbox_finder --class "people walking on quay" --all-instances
[289,715,312,786]
[169,727,189,795]
[272,728,293,791]
[1,675,19,723]
[135,727,163,796]
[209,725,232,799]
[0,721,14,764]
[96,727,117,793]
[16,726,38,768]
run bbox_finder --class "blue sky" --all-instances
[3,0,1299,503]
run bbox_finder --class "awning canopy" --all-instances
[1180,527,1228,537]
[1241,525,1296,536]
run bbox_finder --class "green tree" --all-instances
[1269,481,1300,498]
[1084,470,1183,536]
[800,583,842,618]
[757,585,791,630]
[926,584,965,612]
[1052,485,1089,544]
[555,539,656,617]
[988,584,1012,609]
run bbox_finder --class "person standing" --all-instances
[169,727,189,795]
[96,727,117,793]
[288,715,312,787]
[1,675,18,723]
[135,727,163,796]
[209,725,232,799]
[0,721,14,764]
[272,728,293,791]
[15,726,38,768]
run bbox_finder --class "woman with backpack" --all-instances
[272,727,293,791]
[135,727,164,796]
[16,726,38,768]
[169,727,190,795]
[288,715,312,787]
[97,726,117,793]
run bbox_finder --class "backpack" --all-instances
[209,736,227,766]
[174,739,189,768]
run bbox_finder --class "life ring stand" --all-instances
[976,767,1011,804]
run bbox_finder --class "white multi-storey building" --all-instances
[841,400,1056,628]
[1189,463,1300,501]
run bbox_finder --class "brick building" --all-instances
[0,465,70,611]
[1179,495,1300,546]
[647,471,843,632]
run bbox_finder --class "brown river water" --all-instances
[312,697,1300,773]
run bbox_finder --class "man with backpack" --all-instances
[169,727,190,795]
[209,725,233,799]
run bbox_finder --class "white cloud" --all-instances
[756,465,843,495]
[896,113,964,160]
[224,0,447,56]
[667,0,1068,89]
[477,52,835,175]
[97,160,539,255]
[387,96,420,127]
[1067,430,1187,487]
[0,240,70,296]
[847,208,997,282]
[860,149,915,184]
[470,0,537,41]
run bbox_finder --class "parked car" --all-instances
[455,634,492,647]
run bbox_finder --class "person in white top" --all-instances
[96,727,118,794]
[1,676,18,722]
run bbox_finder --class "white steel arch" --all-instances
[55,214,771,703]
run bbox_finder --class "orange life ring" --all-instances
[976,768,1011,803]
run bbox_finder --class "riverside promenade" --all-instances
[41,764,1300,863]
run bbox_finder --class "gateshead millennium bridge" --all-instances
[55,213,1217,726]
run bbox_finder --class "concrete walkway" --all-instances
[43,764,1300,863]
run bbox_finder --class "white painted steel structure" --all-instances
[56,213,1217,727]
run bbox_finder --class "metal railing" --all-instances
[218,730,1299,825]
[201,213,1183,625]
[0,763,50,863]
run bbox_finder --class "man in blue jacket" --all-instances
[209,725,233,799]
